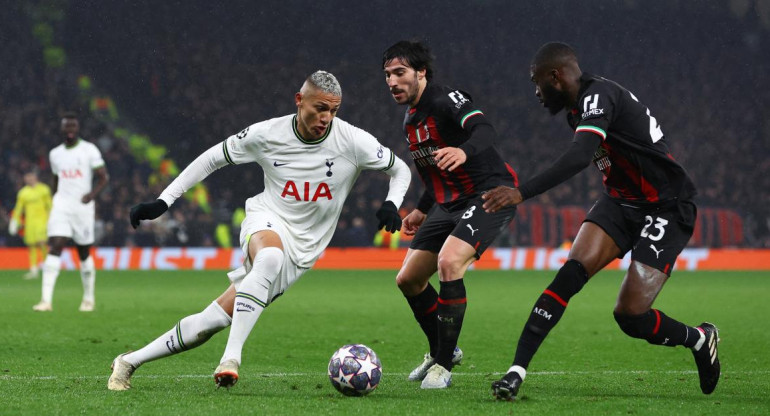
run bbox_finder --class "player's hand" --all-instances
[8,218,19,235]
[375,201,401,233]
[81,193,94,203]
[433,147,467,172]
[401,209,427,236]
[129,199,169,229]
[482,186,523,212]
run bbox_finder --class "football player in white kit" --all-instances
[34,113,109,312]
[108,71,411,390]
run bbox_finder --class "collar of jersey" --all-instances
[64,138,81,149]
[572,72,595,112]
[412,82,436,112]
[292,115,332,144]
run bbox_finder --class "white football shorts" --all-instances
[226,209,309,306]
[47,206,95,245]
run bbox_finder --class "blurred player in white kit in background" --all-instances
[34,113,109,312]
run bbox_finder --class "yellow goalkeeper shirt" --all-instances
[12,183,52,227]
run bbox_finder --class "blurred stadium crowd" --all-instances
[2,1,769,248]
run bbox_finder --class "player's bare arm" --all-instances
[482,186,523,213]
[82,166,109,203]
[433,147,467,172]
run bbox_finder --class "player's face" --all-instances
[60,118,80,143]
[294,88,341,140]
[384,57,425,107]
[531,65,568,115]
[23,173,37,186]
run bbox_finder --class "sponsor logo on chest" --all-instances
[60,169,84,179]
[276,158,337,202]
[410,145,438,168]
[281,181,332,201]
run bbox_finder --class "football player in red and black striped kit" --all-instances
[383,40,519,389]
[482,42,720,400]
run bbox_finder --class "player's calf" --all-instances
[514,259,588,368]
[613,309,701,347]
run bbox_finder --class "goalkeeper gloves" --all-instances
[375,201,401,233]
[129,199,169,229]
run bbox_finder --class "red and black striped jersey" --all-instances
[403,83,518,207]
[567,73,697,204]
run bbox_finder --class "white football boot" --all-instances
[22,270,39,280]
[108,353,137,391]
[420,364,452,389]
[32,301,52,312]
[214,359,240,388]
[408,346,463,381]
[79,300,94,312]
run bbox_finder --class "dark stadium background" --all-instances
[2,0,768,249]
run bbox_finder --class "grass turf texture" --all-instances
[1,269,768,415]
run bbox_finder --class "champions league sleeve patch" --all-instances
[236,126,249,139]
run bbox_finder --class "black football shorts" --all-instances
[410,194,516,259]
[585,193,697,275]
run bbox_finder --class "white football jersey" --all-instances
[49,139,105,213]
[222,114,403,267]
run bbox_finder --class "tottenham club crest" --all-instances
[325,159,334,177]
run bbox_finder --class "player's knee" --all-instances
[396,270,425,296]
[613,311,655,341]
[254,247,283,276]
[395,271,409,290]
[546,259,589,303]
[436,252,468,281]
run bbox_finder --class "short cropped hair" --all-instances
[382,40,434,81]
[532,42,577,68]
[61,111,79,120]
[306,70,342,97]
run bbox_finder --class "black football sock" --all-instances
[435,279,467,370]
[513,259,588,369]
[405,284,439,357]
[614,309,703,348]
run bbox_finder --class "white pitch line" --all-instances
[1,369,769,381]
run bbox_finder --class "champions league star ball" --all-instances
[327,344,382,396]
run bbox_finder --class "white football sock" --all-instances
[508,365,527,380]
[220,247,284,365]
[124,301,232,367]
[692,327,706,351]
[80,256,96,303]
[41,255,61,304]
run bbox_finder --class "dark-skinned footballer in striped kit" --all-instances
[482,42,720,401]
[383,40,519,389]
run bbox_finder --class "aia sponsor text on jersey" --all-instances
[60,169,84,179]
[280,181,333,202]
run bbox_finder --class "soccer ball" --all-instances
[327,344,382,396]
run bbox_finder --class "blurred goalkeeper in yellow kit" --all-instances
[9,171,52,279]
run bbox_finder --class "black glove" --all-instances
[375,201,401,233]
[130,199,169,229]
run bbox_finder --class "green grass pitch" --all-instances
[1,268,768,415]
